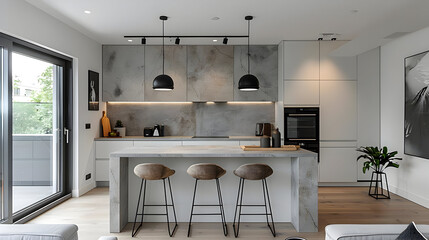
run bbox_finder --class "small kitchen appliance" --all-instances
[144,127,153,137]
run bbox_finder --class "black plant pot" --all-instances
[368,171,390,199]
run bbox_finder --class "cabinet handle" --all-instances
[288,114,317,116]
[289,138,317,141]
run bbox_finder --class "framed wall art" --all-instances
[88,70,99,111]
[404,50,429,159]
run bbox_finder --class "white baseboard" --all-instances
[72,181,96,197]
[389,185,429,209]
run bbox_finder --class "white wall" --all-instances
[0,0,103,196]
[381,25,429,208]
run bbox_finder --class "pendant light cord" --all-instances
[247,18,250,74]
[162,18,165,74]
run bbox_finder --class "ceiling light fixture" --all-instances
[238,16,259,92]
[223,37,228,45]
[175,37,180,45]
[153,16,174,91]
[141,37,146,44]
[127,39,133,42]
[84,10,91,14]
[213,39,218,42]
[318,33,340,41]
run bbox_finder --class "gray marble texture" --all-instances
[187,46,234,101]
[106,102,274,136]
[291,156,319,232]
[234,45,278,101]
[103,45,145,101]
[195,102,274,136]
[107,103,196,136]
[144,46,187,101]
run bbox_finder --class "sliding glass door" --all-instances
[0,33,72,223]
[11,52,62,214]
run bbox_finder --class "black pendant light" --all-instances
[153,16,174,91]
[238,16,259,91]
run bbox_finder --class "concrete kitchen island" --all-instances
[109,145,318,233]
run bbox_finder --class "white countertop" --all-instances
[110,145,317,158]
[96,136,262,141]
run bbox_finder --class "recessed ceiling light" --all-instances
[213,39,218,42]
[211,17,220,20]
[128,39,133,42]
[84,10,91,14]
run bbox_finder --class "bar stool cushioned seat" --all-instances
[134,163,175,180]
[187,163,226,180]
[0,224,78,240]
[233,163,273,180]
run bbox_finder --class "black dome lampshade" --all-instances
[153,15,174,91]
[239,74,259,91]
[239,15,259,92]
[153,74,174,91]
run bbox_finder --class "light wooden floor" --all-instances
[28,187,429,240]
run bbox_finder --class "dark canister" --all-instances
[272,128,281,148]
[260,136,271,148]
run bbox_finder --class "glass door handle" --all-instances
[64,128,70,144]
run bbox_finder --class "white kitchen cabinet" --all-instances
[283,80,319,105]
[95,141,134,182]
[95,160,109,182]
[95,141,134,159]
[320,81,357,141]
[319,147,357,182]
[320,41,357,81]
[283,41,319,80]
[133,141,182,147]
[182,141,239,146]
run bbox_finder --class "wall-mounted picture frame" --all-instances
[88,70,99,111]
[404,50,429,159]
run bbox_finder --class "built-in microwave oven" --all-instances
[284,107,319,160]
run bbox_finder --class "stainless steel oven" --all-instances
[284,107,319,160]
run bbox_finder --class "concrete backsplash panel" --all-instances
[106,102,274,136]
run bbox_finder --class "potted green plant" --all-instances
[114,120,126,137]
[357,146,402,199]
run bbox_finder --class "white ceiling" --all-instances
[26,0,429,55]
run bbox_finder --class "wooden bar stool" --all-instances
[232,163,276,237]
[186,163,228,237]
[132,163,178,237]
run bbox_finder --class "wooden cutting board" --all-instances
[240,145,300,151]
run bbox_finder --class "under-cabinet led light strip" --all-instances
[106,101,274,104]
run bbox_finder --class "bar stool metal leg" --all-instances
[163,177,178,237]
[233,177,245,237]
[187,179,198,237]
[216,178,228,236]
[167,177,178,236]
[263,178,276,237]
[233,178,276,238]
[132,179,146,237]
